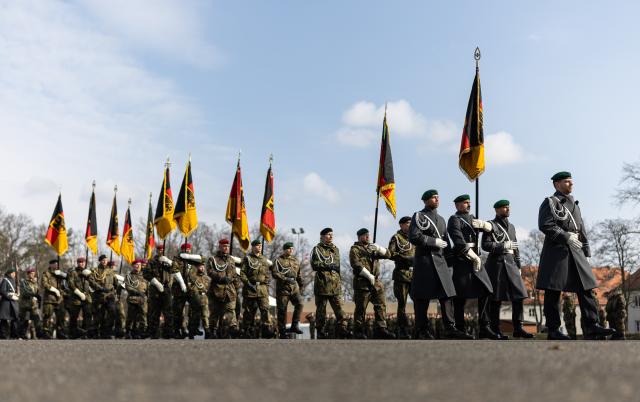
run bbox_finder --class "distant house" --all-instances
[623,270,640,333]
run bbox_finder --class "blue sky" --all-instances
[1,0,639,253]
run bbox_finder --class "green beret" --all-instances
[320,227,333,236]
[551,171,572,181]
[5,267,16,275]
[454,194,471,203]
[283,242,294,250]
[356,228,369,237]
[421,189,438,201]
[251,240,261,247]
[399,216,411,224]
[493,199,510,208]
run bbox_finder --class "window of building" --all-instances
[636,321,640,333]
[635,296,640,308]
[529,308,535,317]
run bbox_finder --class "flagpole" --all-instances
[373,102,387,244]
[230,151,241,256]
[474,47,481,254]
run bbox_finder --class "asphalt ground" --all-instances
[0,340,638,402]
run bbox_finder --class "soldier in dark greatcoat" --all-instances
[536,171,615,340]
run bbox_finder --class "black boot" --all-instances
[547,329,571,340]
[261,326,276,339]
[373,327,396,340]
[443,325,474,340]
[353,330,367,340]
[397,327,412,340]
[337,326,353,339]
[584,324,616,338]
[287,322,304,335]
[512,326,533,339]
[478,325,501,340]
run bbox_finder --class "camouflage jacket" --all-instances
[125,271,148,305]
[388,230,414,283]
[271,254,302,297]
[605,294,627,321]
[40,269,64,305]
[310,242,341,296]
[349,242,391,291]
[188,270,211,301]
[171,256,194,296]
[143,255,175,291]
[240,253,271,299]
[207,253,239,302]
[89,267,116,303]
[19,277,39,310]
[67,267,93,306]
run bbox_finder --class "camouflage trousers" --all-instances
[210,298,237,334]
[114,297,126,336]
[18,304,42,338]
[147,291,173,338]
[172,291,189,333]
[315,295,347,334]
[242,296,271,330]
[188,293,209,333]
[393,281,411,329]
[354,287,387,331]
[126,302,148,336]
[42,302,66,338]
[608,318,625,333]
[93,298,116,338]
[67,302,92,338]
[276,293,303,331]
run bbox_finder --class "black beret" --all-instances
[98,254,107,261]
[320,227,333,236]
[421,189,438,201]
[356,228,369,237]
[5,267,16,275]
[283,242,294,250]
[48,259,58,265]
[399,216,411,224]
[454,194,471,203]
[551,171,572,181]
[251,239,261,247]
[493,199,510,208]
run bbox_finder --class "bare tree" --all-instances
[519,229,545,330]
[616,161,640,205]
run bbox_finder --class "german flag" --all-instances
[225,161,250,251]
[459,66,485,181]
[106,194,120,255]
[260,164,275,242]
[44,194,68,256]
[144,196,156,260]
[174,159,198,237]
[154,164,176,239]
[85,187,98,255]
[120,203,135,264]
[376,110,396,218]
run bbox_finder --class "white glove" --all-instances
[235,267,241,275]
[54,269,67,278]
[115,274,125,283]
[73,288,86,301]
[368,244,388,256]
[81,269,92,277]
[11,294,19,301]
[49,287,60,297]
[503,241,518,250]
[434,239,448,249]
[230,256,242,265]
[180,253,202,263]
[159,256,173,266]
[32,297,38,303]
[173,272,187,293]
[359,268,376,286]
[587,257,592,265]
[465,249,482,272]
[265,259,273,267]
[7,292,16,298]
[150,278,165,292]
[568,233,583,250]
[472,219,493,232]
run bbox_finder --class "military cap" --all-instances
[320,227,333,236]
[399,216,412,224]
[156,244,165,250]
[356,228,369,237]
[76,257,86,263]
[5,267,16,275]
[98,254,107,261]
[251,239,262,247]
[180,243,192,251]
[421,189,438,201]
[453,194,471,203]
[218,239,230,245]
[132,259,144,265]
[493,199,510,208]
[283,242,294,250]
[25,267,36,273]
[48,259,58,265]
[141,259,148,264]
[551,171,572,181]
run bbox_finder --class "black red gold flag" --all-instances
[174,159,198,237]
[44,194,68,256]
[144,195,156,260]
[154,162,176,239]
[225,160,250,251]
[107,192,120,255]
[376,111,396,218]
[120,202,135,264]
[260,163,276,242]
[459,65,485,181]
[85,186,98,255]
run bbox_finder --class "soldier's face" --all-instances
[156,248,164,256]
[99,259,107,267]
[132,263,141,273]
[78,261,86,268]
[359,233,370,244]
[554,179,573,195]
[197,265,205,273]
[285,248,294,256]
[496,206,510,218]
[456,200,471,213]
[219,244,230,254]
[321,233,333,244]
[8,272,15,279]
[252,244,262,254]
[28,272,36,279]
[49,263,58,270]
[400,222,410,233]
[425,195,439,209]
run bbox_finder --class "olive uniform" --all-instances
[207,253,241,338]
[40,268,67,339]
[310,241,348,338]
[388,229,415,337]
[562,295,577,339]
[143,255,174,338]
[605,291,626,340]
[187,268,211,338]
[270,253,304,336]
[125,270,149,338]
[240,253,274,338]
[18,275,42,338]
[66,266,94,338]
[90,265,117,338]
[171,256,192,338]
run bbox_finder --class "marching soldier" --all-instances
[537,172,615,340]
[90,255,117,339]
[388,216,415,339]
[125,259,149,339]
[270,242,304,338]
[310,228,351,339]
[447,194,498,339]
[240,240,275,339]
[605,289,626,340]
[349,228,395,339]
[66,257,94,339]
[111,262,127,338]
[143,244,174,339]
[207,239,242,338]
[0,268,20,339]
[481,200,533,339]
[187,260,211,339]
[171,243,197,339]
[19,267,42,339]
[408,190,471,340]
[40,259,67,339]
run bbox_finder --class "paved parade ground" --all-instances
[1,340,638,402]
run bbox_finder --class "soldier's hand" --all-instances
[504,241,518,250]
[367,244,388,256]
[81,269,92,277]
[286,277,296,284]
[434,239,448,249]
[568,233,583,250]
[10,294,19,301]
[472,219,493,232]
[54,269,67,278]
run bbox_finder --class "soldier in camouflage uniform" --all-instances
[19,267,42,339]
[306,312,316,339]
[143,245,174,339]
[310,228,351,339]
[605,289,626,340]
[171,243,197,339]
[240,240,276,339]
[187,260,211,339]
[388,216,415,339]
[66,257,94,339]
[125,260,149,339]
[562,294,577,339]
[207,239,242,339]
[349,228,395,339]
[271,242,304,338]
[90,255,117,339]
[112,261,127,338]
[40,259,67,339]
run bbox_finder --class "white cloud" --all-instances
[332,233,355,253]
[362,213,393,228]
[427,120,458,144]
[335,127,377,147]
[303,173,340,204]
[485,131,531,166]
[515,226,532,241]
